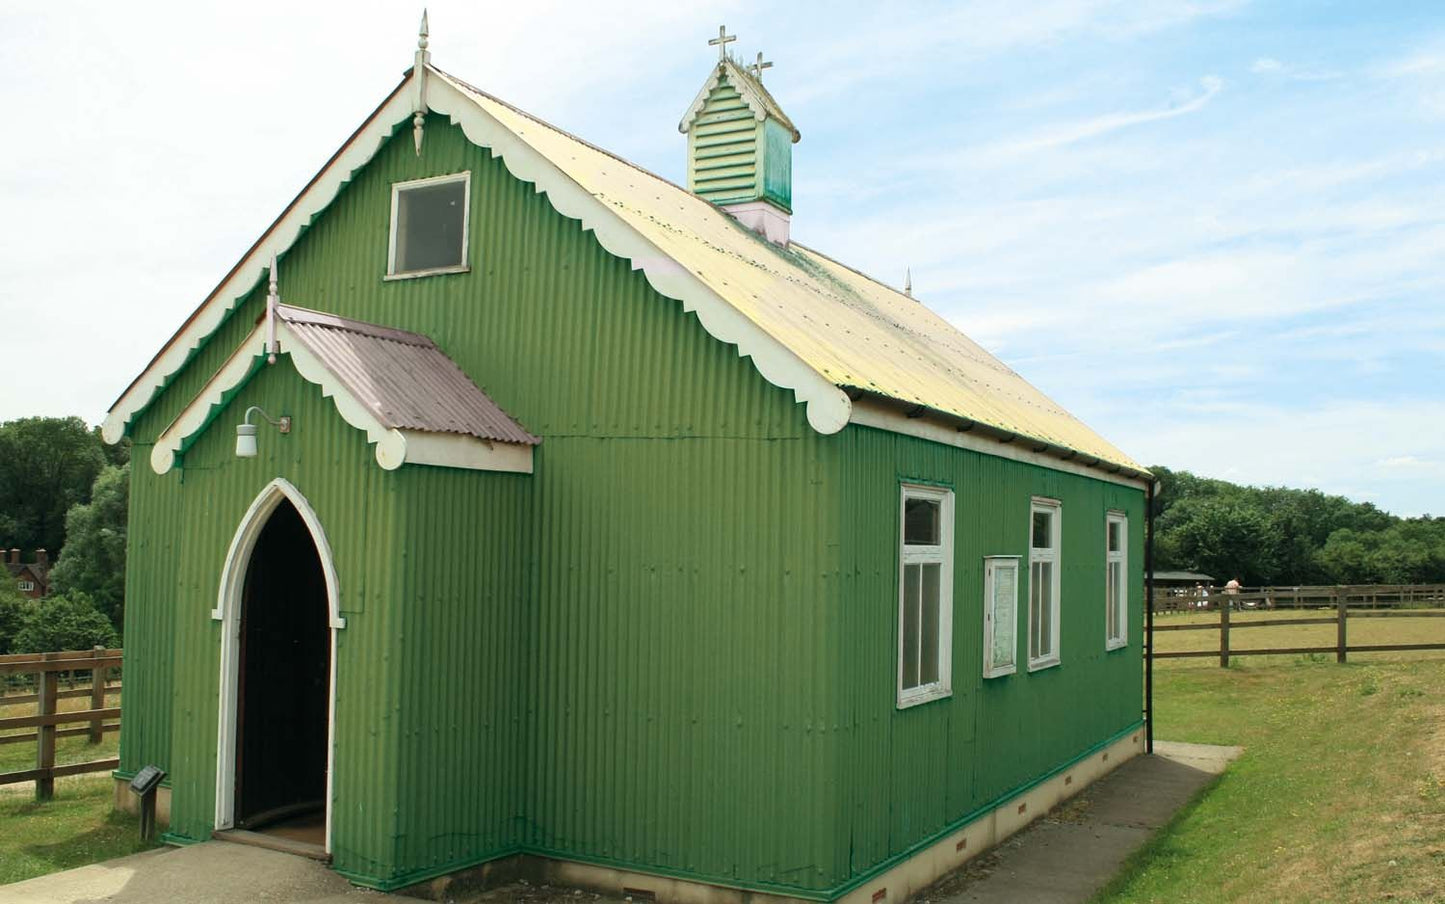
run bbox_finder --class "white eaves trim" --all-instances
[150,317,533,475]
[105,66,849,443]
[102,78,417,446]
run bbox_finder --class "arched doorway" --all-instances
[233,499,329,834]
[214,478,342,855]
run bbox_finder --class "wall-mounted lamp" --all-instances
[235,406,291,458]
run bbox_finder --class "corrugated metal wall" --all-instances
[831,426,1144,887]
[123,116,842,892]
[127,361,410,879]
[120,114,1142,896]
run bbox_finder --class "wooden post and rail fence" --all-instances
[0,647,122,800]
[1150,583,1445,666]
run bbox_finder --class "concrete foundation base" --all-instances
[400,729,1144,904]
[112,778,171,828]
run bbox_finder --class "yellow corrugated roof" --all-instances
[443,71,1144,473]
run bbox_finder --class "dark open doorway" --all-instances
[234,498,330,845]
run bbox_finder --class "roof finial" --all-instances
[413,9,431,156]
[904,267,913,298]
[749,52,773,82]
[708,25,736,62]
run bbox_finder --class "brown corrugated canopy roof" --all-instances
[277,304,539,446]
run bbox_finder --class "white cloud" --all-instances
[1120,401,1445,516]
[1249,56,1341,81]
[959,75,1223,163]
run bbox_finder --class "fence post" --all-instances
[89,645,105,744]
[1337,588,1348,664]
[37,653,58,801]
[1219,598,1230,668]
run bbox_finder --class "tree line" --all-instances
[1,417,127,654]
[1150,465,1445,586]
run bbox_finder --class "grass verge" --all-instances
[0,774,157,886]
[1097,658,1445,903]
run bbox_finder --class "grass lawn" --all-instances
[0,774,157,885]
[1097,657,1445,903]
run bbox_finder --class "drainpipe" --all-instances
[1145,478,1156,754]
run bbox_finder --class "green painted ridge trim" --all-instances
[828,720,1146,899]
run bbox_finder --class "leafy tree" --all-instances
[1149,466,1424,586]
[0,587,37,655]
[95,427,131,468]
[50,464,129,630]
[0,417,106,556]
[1316,519,1445,584]
[9,592,119,654]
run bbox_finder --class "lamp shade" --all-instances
[235,423,258,458]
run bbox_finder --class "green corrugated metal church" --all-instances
[104,19,1151,903]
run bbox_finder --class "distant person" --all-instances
[1225,577,1241,609]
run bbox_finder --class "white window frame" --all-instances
[385,171,472,280]
[897,483,954,708]
[1105,511,1128,650]
[982,555,1020,679]
[17,579,35,592]
[1027,497,1062,671]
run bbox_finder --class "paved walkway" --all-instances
[0,841,385,904]
[0,742,1239,904]
[918,741,1242,904]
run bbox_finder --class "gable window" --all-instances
[983,556,1019,678]
[1028,498,1062,670]
[387,172,470,278]
[17,580,35,592]
[1106,512,1128,650]
[898,484,954,707]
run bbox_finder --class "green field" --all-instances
[1099,657,1445,903]
[0,686,120,776]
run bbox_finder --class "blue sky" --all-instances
[1,1,1442,514]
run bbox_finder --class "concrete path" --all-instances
[0,841,387,904]
[0,742,1239,904]
[917,741,1242,904]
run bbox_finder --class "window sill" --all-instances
[1027,656,1061,673]
[983,663,1016,679]
[1105,639,1128,652]
[384,265,471,281]
[897,684,952,709]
